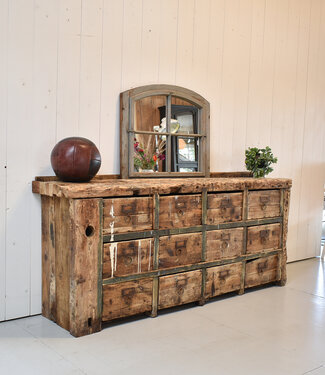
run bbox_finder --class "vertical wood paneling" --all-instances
[217,0,240,171]
[6,0,34,319]
[269,0,290,177]
[121,0,142,91]
[140,0,160,83]
[245,0,266,148]
[191,0,211,95]
[175,0,195,87]
[258,0,278,147]
[30,0,59,315]
[0,0,8,322]
[56,0,82,140]
[78,0,103,145]
[1,0,325,320]
[230,0,253,171]
[99,0,124,174]
[207,0,225,172]
[157,0,178,84]
[297,0,323,260]
[284,0,310,259]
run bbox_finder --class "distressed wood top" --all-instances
[32,175,292,199]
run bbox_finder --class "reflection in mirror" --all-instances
[134,95,166,132]
[171,137,198,172]
[133,134,166,173]
[170,96,199,134]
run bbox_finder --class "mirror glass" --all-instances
[134,95,166,132]
[170,96,199,134]
[171,136,199,172]
[133,133,167,173]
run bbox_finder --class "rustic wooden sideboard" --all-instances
[32,175,291,337]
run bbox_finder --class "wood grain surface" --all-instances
[246,223,281,254]
[158,270,202,309]
[159,233,202,269]
[102,278,153,321]
[33,177,292,199]
[205,262,242,298]
[102,238,154,278]
[206,228,244,261]
[245,255,279,288]
[103,197,153,235]
[247,189,281,219]
[159,194,202,229]
[207,192,243,224]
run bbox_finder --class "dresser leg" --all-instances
[197,298,206,306]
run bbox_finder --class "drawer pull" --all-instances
[177,286,184,295]
[121,287,136,305]
[218,270,230,281]
[121,202,136,215]
[176,248,183,256]
[175,201,186,209]
[259,196,270,210]
[221,233,231,241]
[220,197,231,208]
[260,230,269,244]
[257,261,268,273]
[221,241,229,250]
[124,256,133,265]
[178,209,184,216]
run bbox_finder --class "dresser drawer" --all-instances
[159,233,202,269]
[245,255,279,288]
[247,190,281,219]
[206,228,244,261]
[103,197,153,236]
[158,270,202,309]
[207,192,243,224]
[205,262,242,298]
[247,223,281,254]
[102,238,154,278]
[159,194,202,229]
[102,278,153,321]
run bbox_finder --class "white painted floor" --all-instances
[0,258,325,375]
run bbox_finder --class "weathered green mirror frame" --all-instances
[120,84,210,179]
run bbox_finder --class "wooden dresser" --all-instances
[33,175,291,337]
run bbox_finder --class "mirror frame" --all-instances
[120,84,210,179]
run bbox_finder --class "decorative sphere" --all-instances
[51,137,101,182]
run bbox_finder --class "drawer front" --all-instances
[103,197,153,236]
[205,262,242,298]
[247,223,281,254]
[206,228,244,261]
[158,270,202,309]
[159,233,202,269]
[102,278,153,321]
[103,238,154,278]
[159,195,202,229]
[207,192,243,224]
[247,190,281,219]
[245,255,279,288]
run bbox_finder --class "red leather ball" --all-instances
[51,137,101,182]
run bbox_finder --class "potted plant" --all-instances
[245,146,278,178]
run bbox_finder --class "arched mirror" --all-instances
[120,84,210,178]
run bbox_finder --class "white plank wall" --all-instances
[0,0,324,320]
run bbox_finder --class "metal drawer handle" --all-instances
[257,261,268,273]
[259,196,270,210]
[175,201,186,209]
[260,229,269,244]
[221,241,229,250]
[218,270,230,281]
